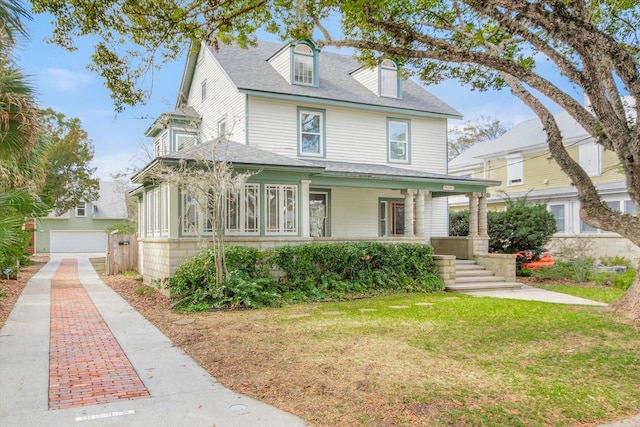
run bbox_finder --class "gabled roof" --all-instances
[45,181,128,219]
[449,110,591,170]
[178,41,462,119]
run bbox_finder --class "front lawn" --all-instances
[105,278,640,427]
[533,283,626,304]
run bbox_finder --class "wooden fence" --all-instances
[106,233,138,275]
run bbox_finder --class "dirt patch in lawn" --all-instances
[0,255,49,329]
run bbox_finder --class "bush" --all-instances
[166,243,443,311]
[105,220,136,234]
[449,196,557,272]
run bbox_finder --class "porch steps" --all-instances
[445,260,522,292]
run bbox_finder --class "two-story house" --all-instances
[448,106,639,259]
[132,40,499,282]
[35,181,129,253]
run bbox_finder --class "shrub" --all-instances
[105,220,136,234]
[449,210,469,236]
[166,243,443,311]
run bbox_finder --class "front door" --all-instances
[391,202,405,235]
[309,191,329,237]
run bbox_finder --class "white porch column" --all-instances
[300,180,311,238]
[478,193,489,237]
[415,190,427,238]
[467,192,479,237]
[402,189,416,237]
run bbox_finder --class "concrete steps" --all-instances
[445,260,522,292]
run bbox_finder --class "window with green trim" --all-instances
[293,44,314,85]
[266,184,298,234]
[388,119,409,163]
[299,109,324,156]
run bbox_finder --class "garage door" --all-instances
[50,231,107,253]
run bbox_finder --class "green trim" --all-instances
[297,106,326,158]
[240,90,463,119]
[290,40,319,88]
[378,59,402,99]
[387,117,411,164]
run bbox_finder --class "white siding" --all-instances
[189,45,246,143]
[426,196,449,238]
[267,47,291,83]
[352,67,378,96]
[329,188,399,237]
[247,96,448,172]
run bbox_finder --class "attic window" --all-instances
[380,60,399,98]
[293,43,315,86]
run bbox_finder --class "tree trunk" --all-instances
[609,261,640,324]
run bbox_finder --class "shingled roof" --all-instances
[180,41,462,118]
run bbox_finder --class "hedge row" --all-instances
[166,242,443,311]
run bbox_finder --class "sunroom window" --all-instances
[226,184,260,234]
[293,43,314,85]
[266,184,298,234]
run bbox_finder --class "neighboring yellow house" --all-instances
[448,108,639,260]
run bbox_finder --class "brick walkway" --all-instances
[48,259,150,410]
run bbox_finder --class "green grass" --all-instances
[534,283,626,304]
[275,292,640,426]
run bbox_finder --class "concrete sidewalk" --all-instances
[461,284,609,306]
[0,255,308,427]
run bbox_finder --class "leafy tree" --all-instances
[0,1,48,273]
[38,108,99,215]
[31,0,640,320]
[449,115,511,160]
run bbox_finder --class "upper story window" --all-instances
[380,59,399,98]
[298,108,325,157]
[76,202,87,217]
[155,133,168,157]
[579,141,601,176]
[388,119,410,163]
[505,153,523,186]
[201,80,207,101]
[293,42,316,86]
[218,117,227,138]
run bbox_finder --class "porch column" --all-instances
[300,180,311,238]
[478,193,489,237]
[467,192,479,237]
[402,189,416,237]
[415,190,427,238]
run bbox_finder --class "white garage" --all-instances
[49,231,107,253]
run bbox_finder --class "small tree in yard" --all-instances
[146,141,253,286]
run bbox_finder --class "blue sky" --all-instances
[19,12,573,180]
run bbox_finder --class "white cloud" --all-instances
[39,68,93,93]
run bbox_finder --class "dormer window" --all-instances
[380,59,400,98]
[293,42,317,86]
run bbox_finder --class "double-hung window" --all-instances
[299,109,324,156]
[548,204,566,233]
[293,44,314,85]
[265,185,298,234]
[226,184,260,234]
[388,119,409,163]
[76,202,86,217]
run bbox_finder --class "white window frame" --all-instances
[548,204,566,233]
[388,119,410,163]
[380,59,399,98]
[506,153,524,186]
[298,108,324,157]
[225,184,260,235]
[145,186,169,237]
[182,190,203,235]
[75,202,87,217]
[201,79,207,101]
[293,44,314,86]
[265,184,298,235]
[624,199,637,216]
[579,141,601,177]
[218,117,227,138]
